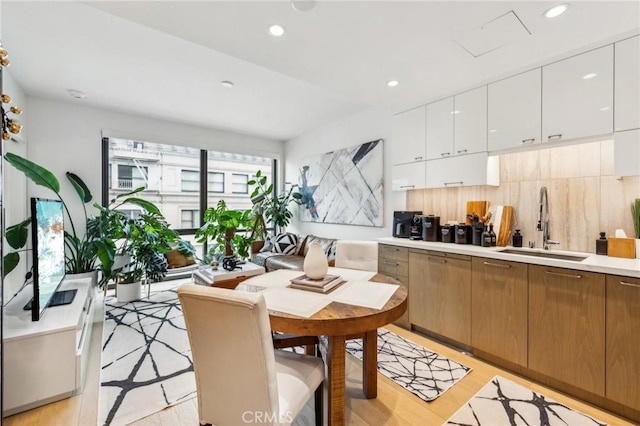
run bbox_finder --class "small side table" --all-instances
[192,262,265,289]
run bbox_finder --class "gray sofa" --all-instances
[251,234,337,272]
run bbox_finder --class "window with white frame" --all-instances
[208,172,224,193]
[181,170,199,192]
[117,164,148,190]
[180,209,200,228]
[231,173,249,194]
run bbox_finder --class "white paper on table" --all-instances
[262,287,332,318]
[328,267,376,282]
[328,281,400,310]
[240,269,301,288]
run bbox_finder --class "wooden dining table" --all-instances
[237,270,408,426]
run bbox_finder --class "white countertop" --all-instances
[377,237,640,278]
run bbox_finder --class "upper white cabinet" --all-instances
[488,68,542,151]
[614,129,640,177]
[425,153,499,189]
[426,97,454,160]
[391,106,426,165]
[454,86,488,155]
[542,45,614,143]
[615,36,640,132]
[392,161,426,191]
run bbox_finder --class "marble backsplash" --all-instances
[406,140,640,253]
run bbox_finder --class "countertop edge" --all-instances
[376,237,640,278]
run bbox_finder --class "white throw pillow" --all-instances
[272,233,298,255]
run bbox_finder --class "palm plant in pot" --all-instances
[3,153,115,288]
[248,169,302,234]
[89,187,179,301]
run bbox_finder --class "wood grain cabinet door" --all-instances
[471,258,528,367]
[379,245,410,328]
[528,265,605,396]
[409,251,471,345]
[606,274,640,408]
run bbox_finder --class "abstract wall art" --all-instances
[298,139,383,226]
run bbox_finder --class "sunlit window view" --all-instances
[106,138,274,257]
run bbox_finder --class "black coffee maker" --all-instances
[393,211,421,238]
[410,215,424,240]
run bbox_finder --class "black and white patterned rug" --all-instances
[444,375,607,426]
[345,328,472,402]
[98,285,195,426]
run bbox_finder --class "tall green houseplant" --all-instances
[249,169,302,234]
[632,198,640,239]
[3,152,114,278]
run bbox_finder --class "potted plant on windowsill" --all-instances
[3,153,115,288]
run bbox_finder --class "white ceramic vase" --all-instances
[303,242,328,280]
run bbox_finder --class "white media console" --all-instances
[2,277,96,416]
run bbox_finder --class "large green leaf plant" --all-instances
[3,152,115,278]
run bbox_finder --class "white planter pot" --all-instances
[117,280,142,303]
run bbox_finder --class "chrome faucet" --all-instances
[536,186,560,250]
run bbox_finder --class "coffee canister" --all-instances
[441,224,453,243]
[455,223,471,244]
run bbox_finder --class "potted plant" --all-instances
[249,169,302,234]
[3,153,115,288]
[195,199,253,262]
[89,187,179,300]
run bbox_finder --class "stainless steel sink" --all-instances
[498,249,588,262]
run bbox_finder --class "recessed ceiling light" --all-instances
[268,24,285,37]
[387,80,399,87]
[543,4,569,18]
[451,110,460,115]
[583,73,598,80]
[67,89,87,100]
[489,129,498,133]
[599,106,611,111]
[291,0,316,12]
[221,81,234,88]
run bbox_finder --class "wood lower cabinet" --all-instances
[528,265,605,396]
[471,257,528,367]
[378,244,410,328]
[606,274,640,408]
[409,250,471,345]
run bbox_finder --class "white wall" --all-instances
[2,69,28,301]
[284,106,405,240]
[3,96,284,299]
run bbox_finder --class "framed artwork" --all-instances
[298,139,383,226]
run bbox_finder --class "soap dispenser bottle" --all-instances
[512,229,523,248]
[596,232,608,255]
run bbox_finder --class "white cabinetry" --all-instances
[2,278,95,416]
[488,68,542,151]
[614,129,640,177]
[454,86,487,155]
[425,153,499,188]
[426,97,454,160]
[391,106,427,165]
[392,161,425,191]
[614,36,640,132]
[542,45,614,143]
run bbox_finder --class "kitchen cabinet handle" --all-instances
[547,134,562,140]
[426,256,446,263]
[383,260,398,266]
[620,281,640,288]
[521,138,535,144]
[456,149,468,154]
[444,181,463,186]
[440,152,451,157]
[545,271,582,279]
[399,185,415,189]
[414,156,423,161]
[483,261,511,268]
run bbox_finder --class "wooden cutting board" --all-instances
[496,206,513,247]
[465,201,489,225]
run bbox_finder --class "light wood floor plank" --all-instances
[3,298,635,426]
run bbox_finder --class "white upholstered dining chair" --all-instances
[335,240,379,272]
[177,284,325,426]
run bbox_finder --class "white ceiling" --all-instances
[2,1,639,141]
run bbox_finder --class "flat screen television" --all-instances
[24,197,75,321]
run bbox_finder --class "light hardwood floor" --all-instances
[3,289,635,426]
